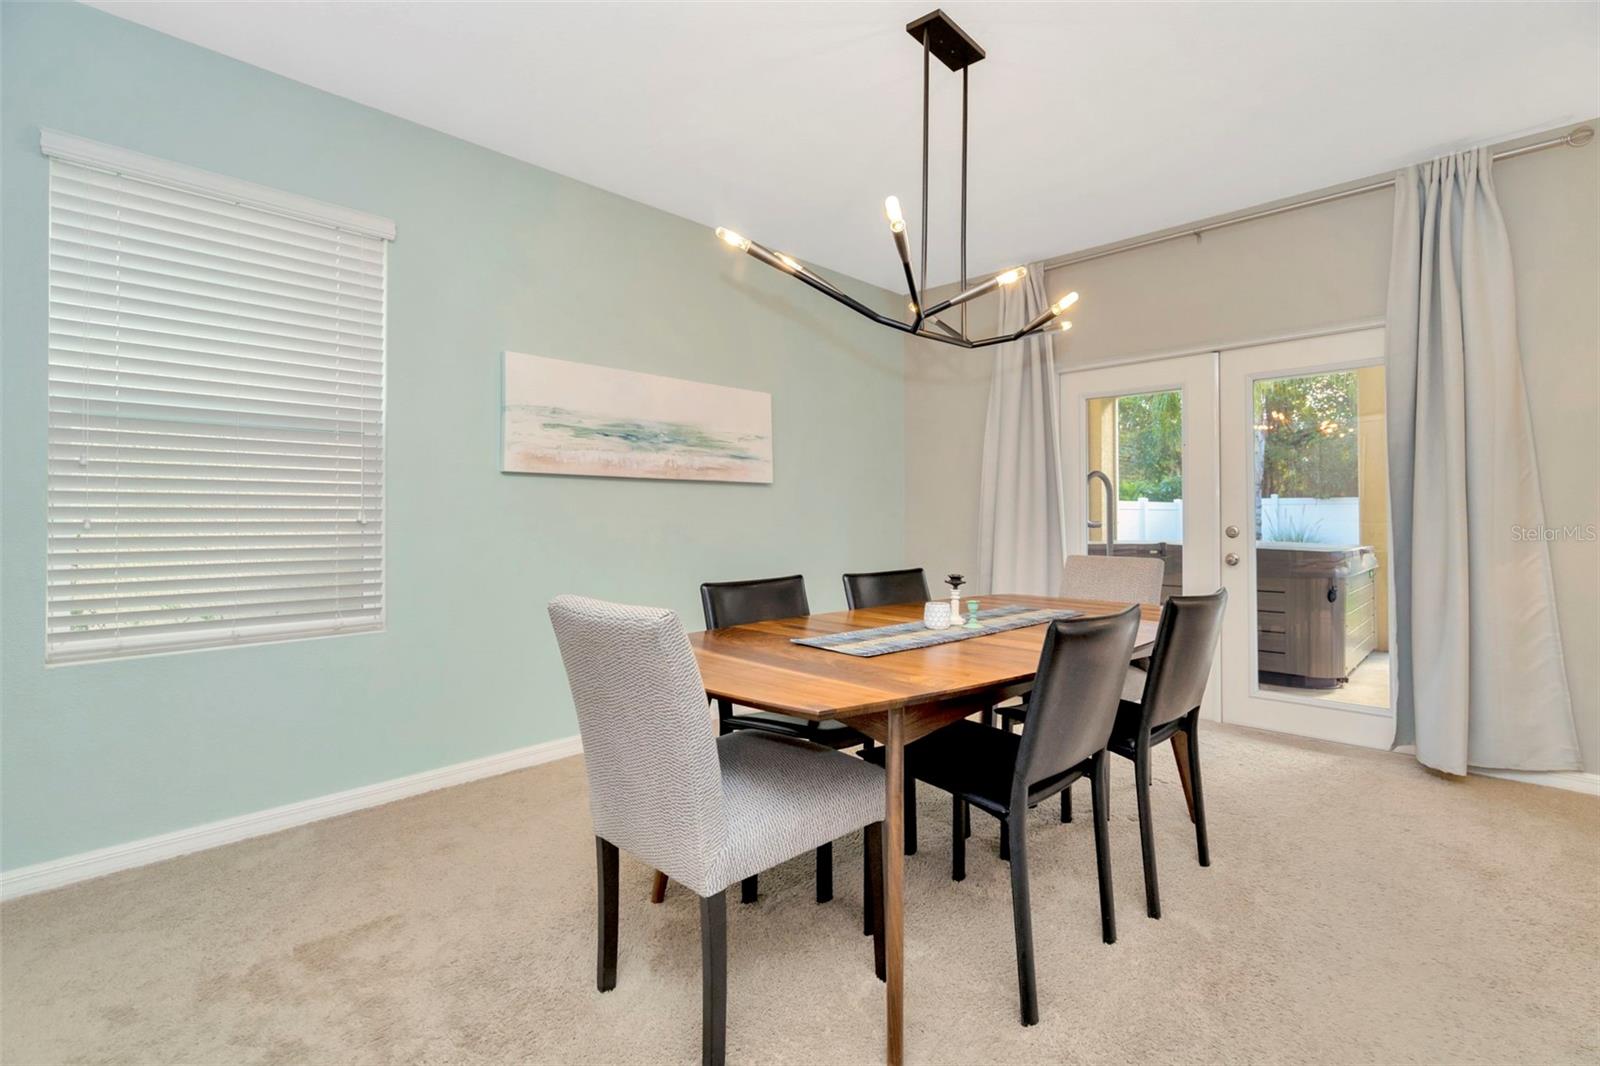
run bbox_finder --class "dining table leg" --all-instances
[883,706,905,1066]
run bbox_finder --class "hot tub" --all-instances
[1255,543,1377,687]
[1089,540,1378,687]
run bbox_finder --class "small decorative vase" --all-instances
[965,599,982,628]
[923,600,952,630]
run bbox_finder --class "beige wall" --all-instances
[904,121,1599,772]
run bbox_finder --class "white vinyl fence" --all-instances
[1114,498,1184,542]
[1115,496,1360,545]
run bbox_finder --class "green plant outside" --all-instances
[1112,372,1359,504]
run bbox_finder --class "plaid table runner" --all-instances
[791,604,1080,658]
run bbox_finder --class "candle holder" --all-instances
[945,573,965,625]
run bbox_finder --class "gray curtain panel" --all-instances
[977,263,1065,596]
[1385,148,1581,775]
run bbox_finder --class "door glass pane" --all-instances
[1084,390,1182,599]
[1250,368,1388,709]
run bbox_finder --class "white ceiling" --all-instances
[89,1,1599,291]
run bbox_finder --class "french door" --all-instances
[1060,353,1221,721]
[1060,326,1394,747]
[1217,328,1392,747]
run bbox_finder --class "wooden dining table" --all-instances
[686,593,1164,1066]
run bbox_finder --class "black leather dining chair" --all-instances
[997,554,1165,824]
[841,567,931,857]
[842,568,930,610]
[886,606,1141,1027]
[701,574,874,907]
[1108,588,1226,920]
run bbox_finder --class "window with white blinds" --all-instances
[45,134,391,664]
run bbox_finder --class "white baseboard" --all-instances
[4,732,1587,902]
[0,734,583,902]
[1471,768,1600,796]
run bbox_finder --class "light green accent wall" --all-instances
[0,2,906,870]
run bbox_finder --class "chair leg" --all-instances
[904,778,918,855]
[862,831,875,936]
[1186,711,1210,867]
[816,842,834,904]
[650,870,668,904]
[962,799,971,839]
[982,706,995,728]
[999,816,1010,862]
[951,795,967,882]
[596,837,619,992]
[1135,741,1161,919]
[1060,784,1073,823]
[1091,753,1116,944]
[1171,731,1196,823]
[740,875,757,904]
[700,890,727,1066]
[865,821,886,981]
[1006,813,1038,1026]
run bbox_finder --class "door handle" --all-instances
[1225,553,1240,567]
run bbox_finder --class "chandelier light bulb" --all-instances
[1020,289,1083,334]
[1059,320,1073,331]
[715,227,751,252]
[886,195,915,276]
[996,267,1026,286]
[885,195,906,234]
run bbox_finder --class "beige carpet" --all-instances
[3,724,1597,1065]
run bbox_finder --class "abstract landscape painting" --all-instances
[501,352,773,483]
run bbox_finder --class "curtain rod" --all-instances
[1043,125,1595,273]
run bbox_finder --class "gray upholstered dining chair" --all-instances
[1062,552,1166,697]
[547,595,887,1066]
[1060,553,1166,606]
[996,553,1166,821]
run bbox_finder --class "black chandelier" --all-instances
[714,9,1077,350]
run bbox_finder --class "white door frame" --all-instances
[1059,353,1222,722]
[1217,326,1395,749]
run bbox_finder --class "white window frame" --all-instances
[41,131,394,664]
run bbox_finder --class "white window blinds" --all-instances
[44,134,391,664]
